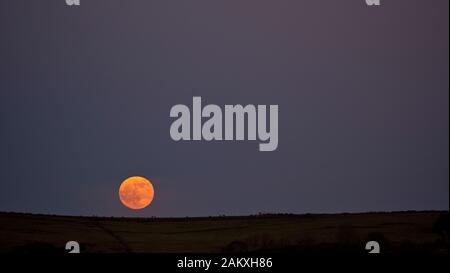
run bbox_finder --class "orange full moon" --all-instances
[119,176,154,210]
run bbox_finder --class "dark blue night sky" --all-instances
[0,0,448,217]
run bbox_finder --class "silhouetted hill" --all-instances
[0,211,448,254]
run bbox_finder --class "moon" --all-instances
[119,176,154,210]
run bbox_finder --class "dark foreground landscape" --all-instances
[0,211,448,254]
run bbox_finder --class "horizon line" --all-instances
[0,209,447,220]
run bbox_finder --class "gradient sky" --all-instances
[0,0,448,217]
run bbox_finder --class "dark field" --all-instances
[0,211,448,254]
